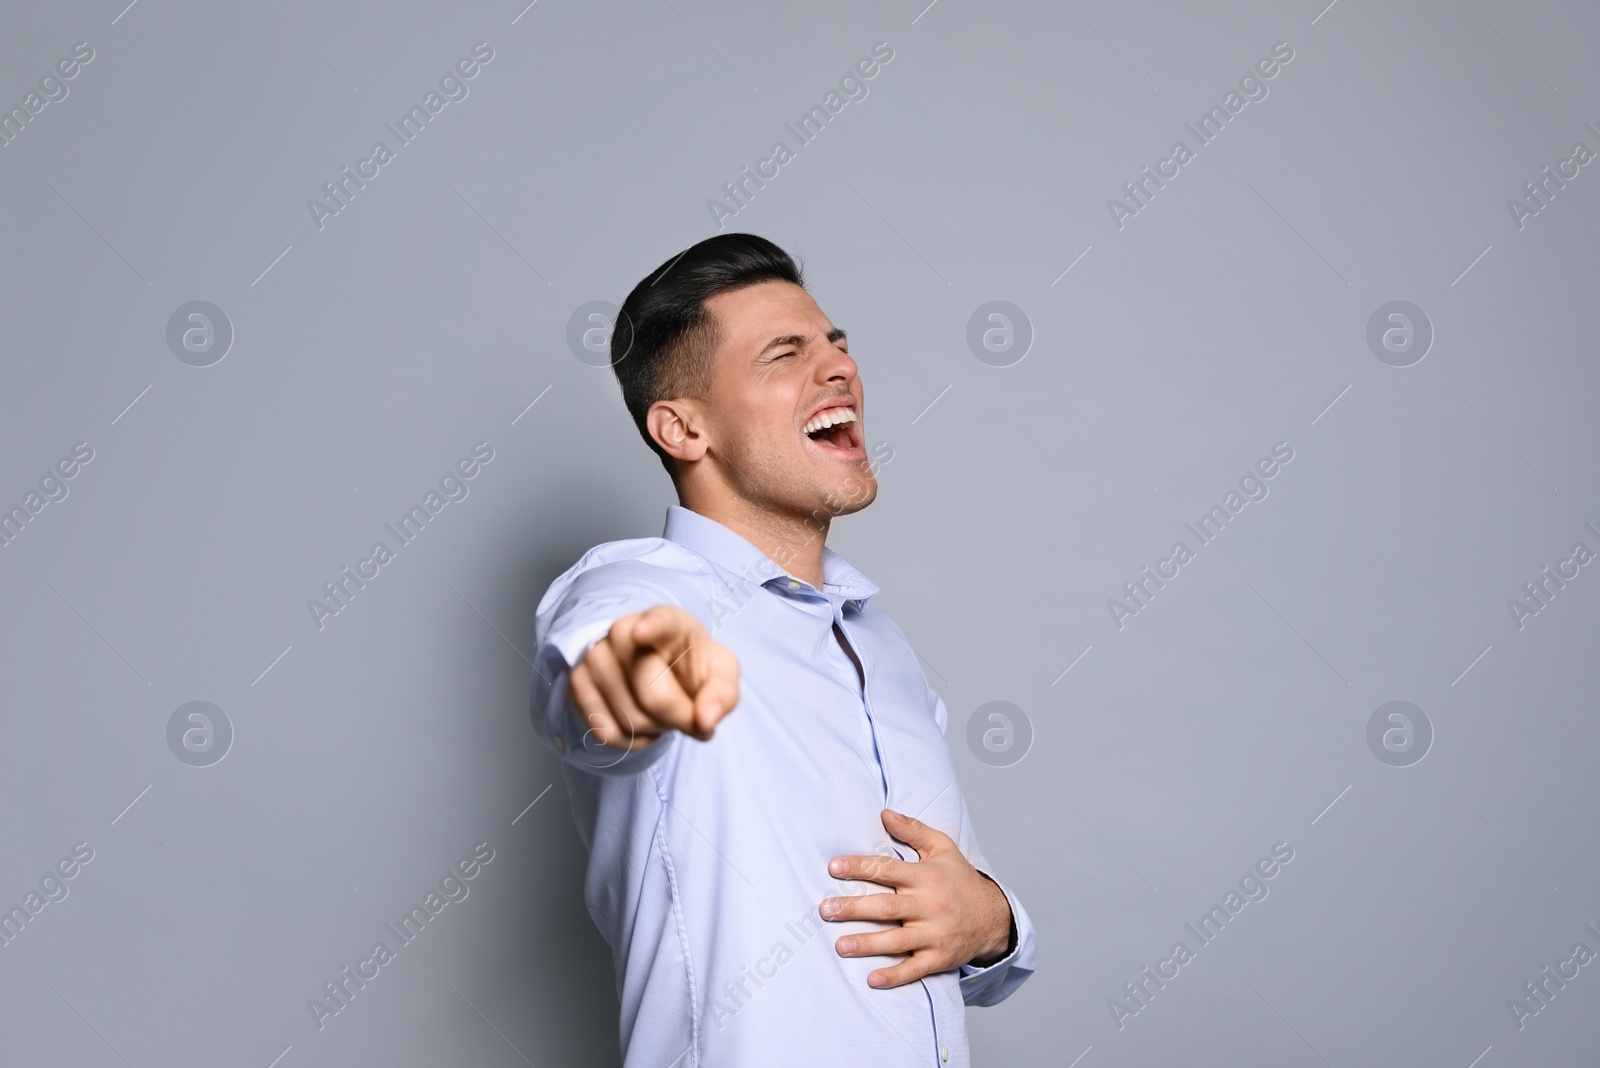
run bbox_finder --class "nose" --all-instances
[817,342,859,387]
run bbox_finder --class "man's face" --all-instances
[692,280,877,524]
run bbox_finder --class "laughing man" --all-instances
[529,234,1036,1066]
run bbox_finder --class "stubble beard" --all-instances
[720,434,877,535]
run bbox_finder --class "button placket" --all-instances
[835,607,911,867]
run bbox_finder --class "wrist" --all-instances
[968,871,1016,967]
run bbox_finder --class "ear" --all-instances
[647,399,709,466]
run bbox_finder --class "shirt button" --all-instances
[786,579,800,590]
[940,1047,949,1062]
[554,733,565,750]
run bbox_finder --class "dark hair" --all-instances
[611,233,804,476]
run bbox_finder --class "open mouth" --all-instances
[802,405,862,454]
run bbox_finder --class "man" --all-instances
[530,234,1035,1066]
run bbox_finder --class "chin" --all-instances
[815,469,878,519]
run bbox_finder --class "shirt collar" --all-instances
[662,505,879,607]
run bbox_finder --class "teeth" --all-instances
[803,407,857,435]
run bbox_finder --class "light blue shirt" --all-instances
[529,505,1036,1067]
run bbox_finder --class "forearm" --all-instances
[958,873,1036,1006]
[965,870,1017,968]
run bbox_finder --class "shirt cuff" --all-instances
[531,637,679,777]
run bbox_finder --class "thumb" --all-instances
[628,606,696,670]
[631,605,689,648]
[882,809,944,857]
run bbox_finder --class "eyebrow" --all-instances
[756,328,847,357]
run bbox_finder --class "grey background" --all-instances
[2,0,1597,1064]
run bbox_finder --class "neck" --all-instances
[679,493,828,588]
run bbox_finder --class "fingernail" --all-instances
[868,973,885,987]
[829,858,846,876]
[837,938,854,954]
[820,900,839,918]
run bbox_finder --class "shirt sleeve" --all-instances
[930,692,1039,1007]
[529,566,687,778]
[867,603,1040,1005]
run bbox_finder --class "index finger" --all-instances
[828,853,915,888]
[690,644,739,736]
[627,646,704,738]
